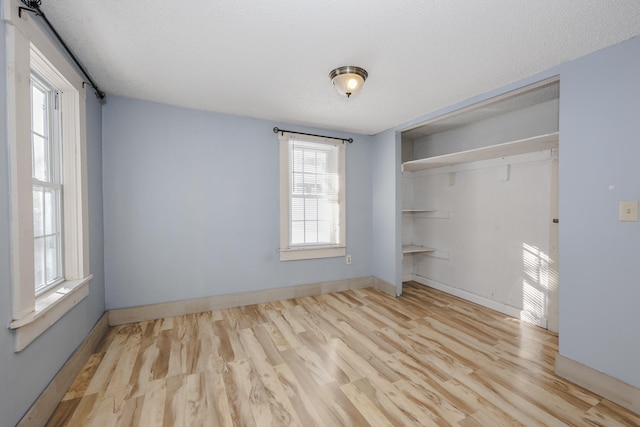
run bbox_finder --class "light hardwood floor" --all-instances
[46,282,640,426]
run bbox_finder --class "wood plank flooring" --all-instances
[46,282,640,426]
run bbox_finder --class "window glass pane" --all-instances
[305,199,318,221]
[329,174,338,196]
[31,84,46,136]
[317,175,328,196]
[303,149,317,173]
[291,197,304,221]
[34,237,45,290]
[43,187,59,234]
[292,173,303,195]
[303,172,317,195]
[305,221,318,244]
[319,200,332,223]
[318,220,330,243]
[33,187,44,237]
[292,148,303,171]
[45,235,59,283]
[32,134,48,181]
[316,151,327,173]
[291,221,304,245]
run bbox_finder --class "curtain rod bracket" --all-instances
[18,6,39,18]
[83,82,106,100]
[272,127,353,144]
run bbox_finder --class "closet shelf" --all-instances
[402,132,559,172]
[402,245,436,254]
[403,209,450,219]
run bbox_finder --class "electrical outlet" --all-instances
[346,255,352,265]
[619,200,639,222]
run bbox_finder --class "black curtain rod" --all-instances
[19,0,106,101]
[273,127,353,144]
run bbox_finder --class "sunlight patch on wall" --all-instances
[521,243,550,325]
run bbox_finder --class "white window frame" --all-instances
[279,133,346,261]
[5,0,92,351]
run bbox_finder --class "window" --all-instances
[279,134,346,261]
[6,3,92,351]
[31,74,64,294]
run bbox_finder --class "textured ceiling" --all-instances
[40,0,640,135]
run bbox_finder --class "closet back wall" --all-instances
[102,97,373,309]
[413,100,559,158]
[407,154,554,326]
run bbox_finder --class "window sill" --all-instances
[9,275,92,351]
[280,246,346,261]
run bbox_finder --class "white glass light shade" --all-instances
[329,66,368,97]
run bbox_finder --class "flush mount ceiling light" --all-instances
[329,66,368,98]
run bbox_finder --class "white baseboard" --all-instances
[373,276,398,297]
[555,354,640,415]
[109,276,374,326]
[410,274,546,328]
[18,313,110,427]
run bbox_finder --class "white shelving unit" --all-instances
[402,245,436,254]
[402,132,559,172]
[401,132,558,278]
[401,209,446,257]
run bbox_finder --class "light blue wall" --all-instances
[558,36,640,387]
[102,97,373,309]
[0,9,106,426]
[1,6,637,423]
[371,129,402,294]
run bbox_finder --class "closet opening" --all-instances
[400,78,560,332]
